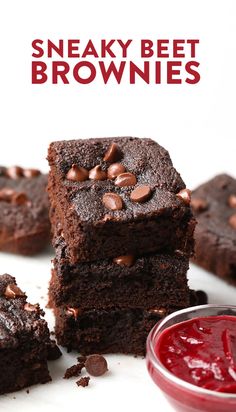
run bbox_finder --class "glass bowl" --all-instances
[146,304,236,412]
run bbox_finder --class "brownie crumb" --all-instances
[26,389,29,394]
[77,355,87,364]
[76,377,90,387]
[63,363,84,379]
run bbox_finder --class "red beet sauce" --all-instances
[156,315,236,393]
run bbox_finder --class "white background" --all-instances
[0,1,236,411]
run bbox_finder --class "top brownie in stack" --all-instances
[48,137,195,263]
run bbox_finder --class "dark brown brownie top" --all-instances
[0,274,49,349]
[192,174,236,242]
[0,166,49,236]
[48,137,189,223]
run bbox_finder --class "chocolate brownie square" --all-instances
[0,274,61,394]
[0,166,50,255]
[49,236,190,309]
[47,137,195,263]
[192,174,236,283]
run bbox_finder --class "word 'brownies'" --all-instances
[47,137,195,355]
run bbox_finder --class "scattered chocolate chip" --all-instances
[47,340,62,360]
[103,143,120,162]
[24,303,40,313]
[191,197,208,212]
[5,283,25,299]
[76,377,90,387]
[195,290,208,305]
[85,354,108,377]
[26,389,30,394]
[113,255,135,267]
[107,163,126,180]
[0,188,15,202]
[23,169,41,178]
[6,166,24,179]
[89,165,107,181]
[64,363,84,379]
[228,194,236,209]
[115,172,137,187]
[66,164,89,182]
[102,192,123,211]
[12,192,29,206]
[130,185,151,203]
[66,307,80,319]
[176,188,191,205]
[148,308,167,316]
[229,214,236,229]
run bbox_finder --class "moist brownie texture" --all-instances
[0,166,50,255]
[192,174,236,283]
[0,274,61,394]
[53,305,176,356]
[47,137,195,263]
[49,236,190,309]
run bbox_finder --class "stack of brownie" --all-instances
[47,137,195,355]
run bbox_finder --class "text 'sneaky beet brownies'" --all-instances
[47,137,196,355]
[192,174,236,283]
[0,274,61,395]
[0,166,50,255]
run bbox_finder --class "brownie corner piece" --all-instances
[0,273,60,394]
[191,173,236,282]
[48,137,195,262]
[0,166,50,255]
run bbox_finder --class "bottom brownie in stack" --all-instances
[49,237,192,356]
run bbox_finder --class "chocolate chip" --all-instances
[130,185,151,203]
[23,169,41,178]
[228,195,236,209]
[103,143,120,162]
[115,172,137,187]
[107,163,126,180]
[76,377,90,387]
[12,192,29,206]
[229,214,236,229]
[176,188,191,205]
[191,197,208,212]
[66,307,80,319]
[102,193,123,210]
[85,354,108,377]
[5,283,25,299]
[0,188,15,202]
[113,255,135,267]
[24,303,40,313]
[148,308,167,317]
[6,166,24,179]
[195,290,208,305]
[89,165,107,181]
[66,164,89,182]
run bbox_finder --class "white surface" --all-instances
[0,0,236,411]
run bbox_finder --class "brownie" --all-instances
[47,137,195,263]
[0,166,50,255]
[49,236,190,309]
[0,274,61,394]
[53,305,177,356]
[192,174,236,283]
